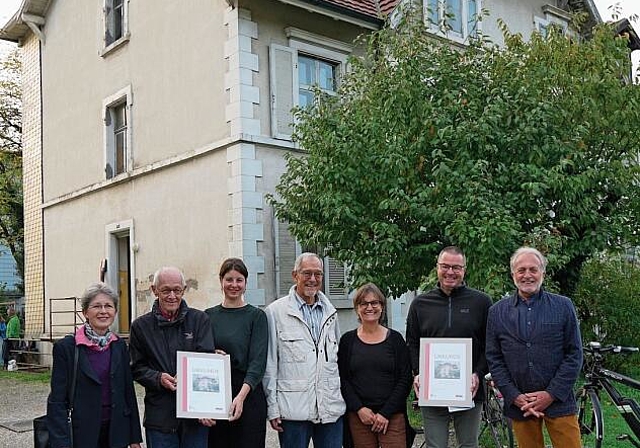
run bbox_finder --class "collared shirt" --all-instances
[295,293,323,343]
[515,290,541,340]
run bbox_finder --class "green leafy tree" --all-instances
[574,253,640,370]
[0,48,23,292]
[269,13,640,298]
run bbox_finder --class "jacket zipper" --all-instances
[320,311,337,362]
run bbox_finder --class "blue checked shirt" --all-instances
[295,293,324,343]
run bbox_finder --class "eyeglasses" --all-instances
[358,300,383,309]
[299,271,324,280]
[158,287,185,297]
[88,303,116,311]
[438,263,465,272]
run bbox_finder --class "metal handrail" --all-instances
[48,296,84,341]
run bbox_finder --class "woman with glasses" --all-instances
[47,282,142,448]
[338,283,414,448]
[205,258,268,448]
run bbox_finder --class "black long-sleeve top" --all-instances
[405,284,493,402]
[338,328,412,418]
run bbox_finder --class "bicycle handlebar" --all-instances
[584,341,639,354]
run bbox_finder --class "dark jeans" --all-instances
[278,417,343,448]
[146,423,209,448]
[3,339,17,367]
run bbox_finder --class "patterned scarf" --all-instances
[81,321,116,351]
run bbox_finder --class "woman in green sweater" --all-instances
[206,258,268,448]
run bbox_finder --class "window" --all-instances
[104,0,129,52]
[112,103,127,175]
[103,86,132,179]
[298,56,338,108]
[426,0,479,40]
[274,219,351,307]
[534,5,572,39]
[269,28,351,140]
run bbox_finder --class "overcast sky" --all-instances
[0,0,20,55]
[0,1,638,66]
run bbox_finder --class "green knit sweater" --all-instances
[205,304,268,390]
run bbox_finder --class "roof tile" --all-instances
[320,0,399,20]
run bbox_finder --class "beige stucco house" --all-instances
[1,0,602,340]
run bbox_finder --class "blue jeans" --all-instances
[279,417,343,448]
[146,423,208,448]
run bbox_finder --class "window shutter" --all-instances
[325,256,348,301]
[269,44,297,140]
[275,220,297,297]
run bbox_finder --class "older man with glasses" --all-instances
[129,266,215,448]
[406,246,493,448]
[263,252,346,448]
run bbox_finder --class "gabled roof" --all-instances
[614,18,640,51]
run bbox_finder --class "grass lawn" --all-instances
[578,364,640,448]
[0,369,51,384]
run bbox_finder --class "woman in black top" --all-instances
[338,283,413,448]
[205,258,268,448]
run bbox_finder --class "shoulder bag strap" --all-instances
[67,344,79,448]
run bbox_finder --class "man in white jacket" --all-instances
[263,252,346,448]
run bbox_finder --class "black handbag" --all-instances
[33,344,79,448]
[33,415,49,448]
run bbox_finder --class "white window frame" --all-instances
[269,28,352,140]
[424,0,481,44]
[103,86,132,179]
[288,29,350,108]
[102,0,130,56]
[534,5,573,39]
[297,55,340,109]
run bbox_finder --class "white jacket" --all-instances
[263,287,346,423]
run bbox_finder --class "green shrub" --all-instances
[574,255,640,371]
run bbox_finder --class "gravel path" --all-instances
[0,374,427,448]
[0,376,49,447]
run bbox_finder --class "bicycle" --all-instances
[576,341,640,448]
[480,373,514,448]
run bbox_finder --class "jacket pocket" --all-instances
[320,376,345,420]
[278,332,307,363]
[277,379,311,420]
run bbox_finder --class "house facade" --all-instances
[1,0,601,339]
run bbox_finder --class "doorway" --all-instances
[105,220,135,334]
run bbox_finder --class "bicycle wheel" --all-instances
[576,387,603,448]
[484,387,514,448]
